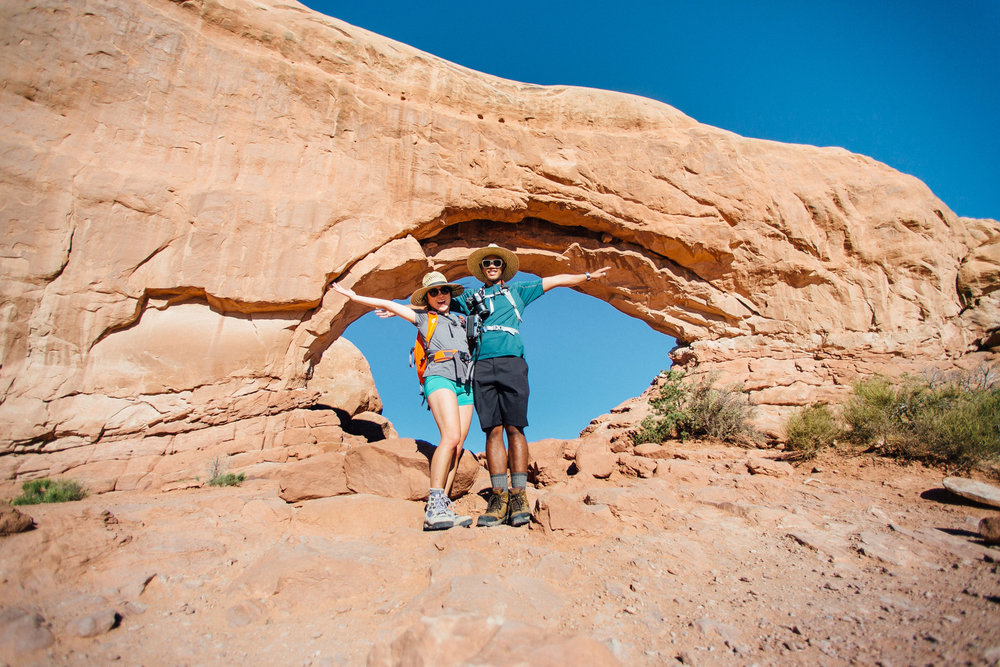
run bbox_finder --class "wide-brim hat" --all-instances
[467,243,519,282]
[410,271,465,306]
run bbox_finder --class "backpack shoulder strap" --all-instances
[426,312,438,342]
[501,286,522,323]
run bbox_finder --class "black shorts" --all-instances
[472,356,529,432]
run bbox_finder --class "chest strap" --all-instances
[483,325,520,336]
[483,287,522,323]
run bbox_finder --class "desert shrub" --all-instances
[906,383,1000,469]
[679,373,759,442]
[784,403,841,459]
[633,415,673,446]
[206,457,245,487]
[633,369,758,444]
[633,369,688,445]
[209,472,246,487]
[12,478,87,505]
[842,375,906,450]
[842,370,1000,470]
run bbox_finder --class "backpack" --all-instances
[410,312,466,386]
[412,312,440,386]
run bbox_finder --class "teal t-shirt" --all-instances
[457,280,544,360]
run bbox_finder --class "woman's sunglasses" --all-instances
[426,287,452,297]
[481,259,505,269]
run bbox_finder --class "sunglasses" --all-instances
[481,259,505,269]
[426,287,452,298]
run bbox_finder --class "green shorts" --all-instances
[424,375,474,406]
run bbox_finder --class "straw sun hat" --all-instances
[409,271,465,306]
[467,243,519,282]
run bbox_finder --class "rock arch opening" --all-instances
[331,270,676,451]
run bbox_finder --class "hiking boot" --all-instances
[445,496,473,528]
[423,493,472,531]
[506,488,531,527]
[476,490,509,527]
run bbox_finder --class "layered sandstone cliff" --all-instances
[1,0,997,485]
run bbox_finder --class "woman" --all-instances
[332,271,475,531]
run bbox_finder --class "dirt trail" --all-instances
[2,444,998,666]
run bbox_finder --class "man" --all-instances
[458,244,610,527]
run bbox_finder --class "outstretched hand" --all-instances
[331,283,356,299]
[375,309,395,319]
[589,266,611,281]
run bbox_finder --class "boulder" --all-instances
[308,337,382,416]
[943,477,1000,509]
[633,443,674,459]
[343,438,480,500]
[276,452,351,503]
[978,516,1000,545]
[536,492,615,534]
[574,442,617,479]
[618,453,658,478]
[527,438,573,486]
[0,506,35,536]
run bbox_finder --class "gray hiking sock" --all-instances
[510,472,527,490]
[490,474,508,491]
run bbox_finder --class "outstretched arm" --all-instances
[332,283,418,324]
[541,266,610,293]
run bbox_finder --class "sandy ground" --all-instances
[2,444,999,666]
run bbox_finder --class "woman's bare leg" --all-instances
[426,389,463,489]
[444,404,475,495]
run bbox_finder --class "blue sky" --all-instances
[302,0,999,450]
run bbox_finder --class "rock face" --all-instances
[1,0,998,480]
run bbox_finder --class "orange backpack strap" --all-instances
[413,312,439,385]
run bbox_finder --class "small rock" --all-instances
[943,477,1000,509]
[978,516,1000,545]
[746,457,794,477]
[0,506,36,536]
[70,609,119,638]
[226,601,265,628]
[693,617,742,645]
[123,601,147,616]
[0,608,55,654]
[677,649,698,665]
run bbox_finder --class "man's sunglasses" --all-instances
[426,287,452,297]
[481,259,505,269]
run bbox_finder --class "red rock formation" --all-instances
[0,0,996,483]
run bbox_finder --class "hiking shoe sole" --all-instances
[423,516,472,531]
[507,511,531,527]
[477,515,505,527]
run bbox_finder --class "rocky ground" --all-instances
[1,442,999,667]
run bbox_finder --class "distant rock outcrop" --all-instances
[0,0,997,485]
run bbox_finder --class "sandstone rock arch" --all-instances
[1,0,997,486]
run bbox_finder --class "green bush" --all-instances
[907,383,1000,469]
[12,478,87,505]
[633,369,758,444]
[841,370,1000,470]
[209,472,246,487]
[681,373,759,442]
[785,403,841,459]
[842,375,906,450]
[633,369,688,445]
